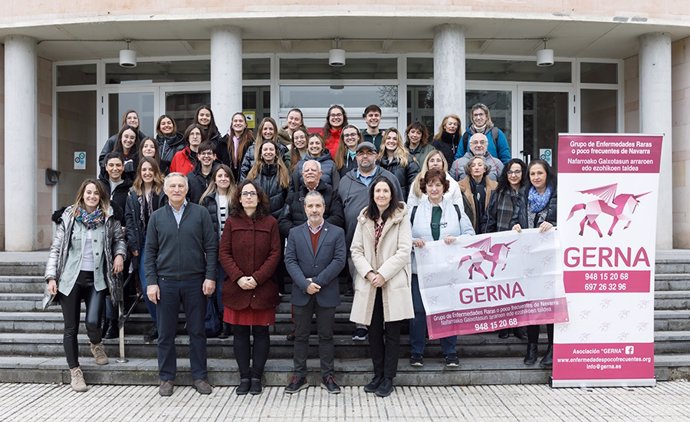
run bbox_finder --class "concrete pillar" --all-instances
[4,35,37,251]
[639,32,672,249]
[433,24,466,131]
[210,27,242,134]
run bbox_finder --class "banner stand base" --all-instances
[551,377,656,388]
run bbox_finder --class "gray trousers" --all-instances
[293,296,336,378]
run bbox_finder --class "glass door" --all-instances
[518,89,570,172]
[104,89,157,147]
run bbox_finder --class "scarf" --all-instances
[528,185,552,213]
[75,207,105,230]
[494,189,517,232]
[137,192,154,229]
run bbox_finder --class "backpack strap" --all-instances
[453,204,463,224]
[410,205,418,225]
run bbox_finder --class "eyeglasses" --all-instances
[241,191,257,197]
[329,113,343,118]
[507,170,522,175]
[343,133,359,138]
[198,152,214,157]
[469,141,487,146]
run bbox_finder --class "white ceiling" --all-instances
[6,16,690,62]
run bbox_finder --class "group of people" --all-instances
[44,101,558,397]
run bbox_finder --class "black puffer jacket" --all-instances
[124,188,167,269]
[187,162,219,204]
[278,181,345,238]
[200,193,231,240]
[240,141,291,180]
[378,153,420,200]
[253,164,289,218]
[157,132,184,174]
[431,131,460,167]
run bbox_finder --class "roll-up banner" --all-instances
[553,133,662,388]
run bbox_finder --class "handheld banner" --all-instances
[553,133,662,388]
[415,229,568,339]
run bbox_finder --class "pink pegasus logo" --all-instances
[457,237,517,279]
[567,183,649,237]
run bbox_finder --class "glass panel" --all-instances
[406,85,434,135]
[407,58,433,79]
[106,60,210,84]
[580,62,618,84]
[466,90,513,146]
[280,85,398,108]
[467,59,571,83]
[522,91,569,172]
[581,89,617,133]
[280,58,397,79]
[108,92,155,138]
[57,64,97,86]
[57,91,98,205]
[165,92,211,132]
[243,58,270,80]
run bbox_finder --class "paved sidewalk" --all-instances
[1,381,689,421]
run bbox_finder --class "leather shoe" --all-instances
[539,345,553,368]
[193,379,212,395]
[159,380,174,397]
[375,378,394,397]
[524,343,538,366]
[236,378,251,396]
[321,375,341,394]
[249,378,262,395]
[363,375,383,393]
[285,375,308,394]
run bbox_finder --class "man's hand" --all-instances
[202,279,216,296]
[147,285,160,304]
[306,282,321,295]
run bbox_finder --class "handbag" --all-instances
[204,297,222,338]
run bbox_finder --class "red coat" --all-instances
[169,146,196,175]
[324,127,342,156]
[219,213,281,311]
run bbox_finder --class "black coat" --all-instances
[431,131,460,168]
[124,188,167,269]
[278,181,345,238]
[253,164,289,218]
[98,176,132,226]
[157,132,185,174]
[187,162,219,204]
[378,153,420,200]
[510,186,557,229]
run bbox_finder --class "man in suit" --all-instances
[283,191,347,395]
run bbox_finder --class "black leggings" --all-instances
[59,271,106,369]
[233,325,270,379]
[527,323,554,345]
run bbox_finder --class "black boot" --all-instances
[104,319,119,339]
[524,343,538,366]
[218,322,231,339]
[539,344,553,368]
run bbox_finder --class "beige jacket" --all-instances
[349,205,414,324]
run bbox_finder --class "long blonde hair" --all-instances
[199,164,236,207]
[252,117,279,163]
[132,157,164,196]
[72,179,110,217]
[411,150,449,199]
[246,140,290,189]
[377,128,409,167]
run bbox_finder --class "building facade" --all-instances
[1,1,689,250]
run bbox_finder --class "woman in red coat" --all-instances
[219,179,281,396]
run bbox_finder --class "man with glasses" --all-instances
[449,133,504,181]
[188,141,219,203]
[338,142,402,341]
[455,103,512,164]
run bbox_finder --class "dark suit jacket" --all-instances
[284,221,346,307]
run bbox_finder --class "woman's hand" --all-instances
[443,236,456,245]
[237,276,257,290]
[47,279,57,296]
[413,239,425,248]
[512,224,522,233]
[371,273,386,288]
[131,250,139,257]
[113,255,124,274]
[539,222,554,233]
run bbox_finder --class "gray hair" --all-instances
[304,190,325,206]
[164,172,189,190]
[302,159,322,173]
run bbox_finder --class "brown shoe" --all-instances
[159,380,174,397]
[70,367,88,392]
[193,379,212,395]
[90,342,109,365]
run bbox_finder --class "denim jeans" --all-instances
[409,274,457,356]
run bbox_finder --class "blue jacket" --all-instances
[455,126,512,164]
